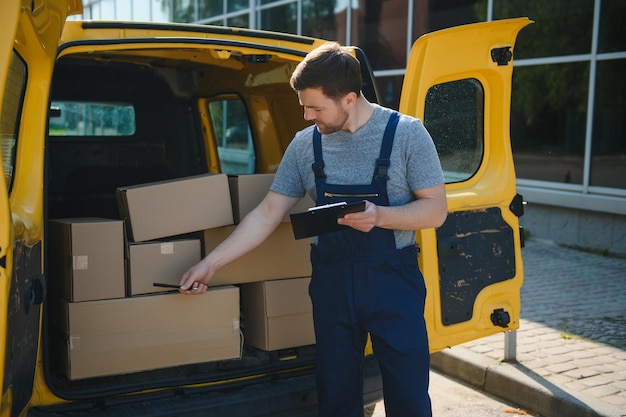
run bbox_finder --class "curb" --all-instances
[430,347,625,417]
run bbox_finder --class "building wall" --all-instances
[520,204,626,257]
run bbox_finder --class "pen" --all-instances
[153,282,199,290]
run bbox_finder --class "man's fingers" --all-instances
[179,281,207,294]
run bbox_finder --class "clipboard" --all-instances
[289,200,366,239]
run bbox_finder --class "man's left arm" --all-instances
[338,183,448,232]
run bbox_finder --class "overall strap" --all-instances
[311,127,326,180]
[374,111,400,181]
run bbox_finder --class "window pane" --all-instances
[375,74,403,110]
[228,0,249,13]
[208,98,256,174]
[1,52,26,190]
[259,3,297,34]
[598,0,626,53]
[426,0,486,33]
[49,101,136,136]
[228,13,249,27]
[197,0,222,20]
[493,0,594,59]
[424,79,484,183]
[170,0,203,22]
[590,59,626,189]
[350,0,408,71]
[301,0,337,39]
[511,62,589,184]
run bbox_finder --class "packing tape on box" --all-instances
[160,242,174,255]
[231,318,243,358]
[72,255,88,270]
[235,319,244,359]
[69,335,80,350]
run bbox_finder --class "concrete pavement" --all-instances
[430,238,626,417]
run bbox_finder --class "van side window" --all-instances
[208,98,255,174]
[49,101,136,136]
[424,79,484,183]
[1,52,26,191]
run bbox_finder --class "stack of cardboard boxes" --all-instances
[48,173,316,380]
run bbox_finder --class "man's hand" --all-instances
[337,184,448,233]
[337,201,378,232]
[179,259,212,294]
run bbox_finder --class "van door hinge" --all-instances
[491,46,513,66]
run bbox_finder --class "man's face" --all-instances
[297,88,349,134]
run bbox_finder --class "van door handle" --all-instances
[25,274,46,314]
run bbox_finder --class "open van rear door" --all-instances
[399,18,533,351]
[0,1,20,412]
[0,1,80,415]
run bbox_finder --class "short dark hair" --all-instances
[290,42,362,100]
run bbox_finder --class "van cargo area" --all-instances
[41,37,379,408]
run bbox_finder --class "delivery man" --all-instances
[180,42,448,417]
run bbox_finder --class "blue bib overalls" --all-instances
[308,112,432,417]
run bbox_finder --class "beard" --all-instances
[315,107,350,134]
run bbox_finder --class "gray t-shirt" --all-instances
[271,104,445,248]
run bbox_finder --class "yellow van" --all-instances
[0,1,530,415]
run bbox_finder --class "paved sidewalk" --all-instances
[430,238,626,417]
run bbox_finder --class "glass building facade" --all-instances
[78,0,626,249]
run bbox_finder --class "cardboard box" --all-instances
[241,278,315,351]
[127,239,201,296]
[117,174,233,242]
[48,218,125,302]
[51,286,241,380]
[201,223,312,286]
[228,174,315,223]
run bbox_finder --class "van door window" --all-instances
[424,78,484,183]
[208,98,255,174]
[49,101,136,136]
[1,52,26,191]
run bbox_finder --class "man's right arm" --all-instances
[179,190,300,293]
